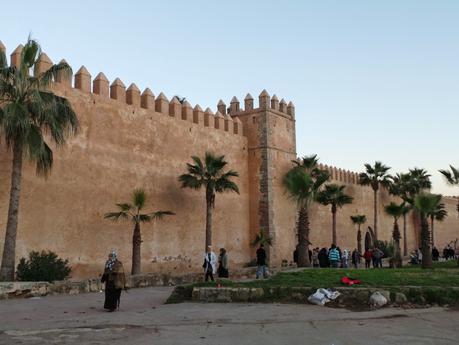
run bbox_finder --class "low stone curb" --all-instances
[181,286,459,307]
[0,267,257,300]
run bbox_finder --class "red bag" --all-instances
[341,276,361,285]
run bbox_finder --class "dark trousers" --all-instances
[104,281,121,311]
[205,270,214,282]
[365,260,371,268]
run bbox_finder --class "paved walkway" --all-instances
[1,287,458,345]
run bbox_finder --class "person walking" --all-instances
[256,244,268,279]
[328,244,341,268]
[341,249,349,268]
[203,246,217,282]
[218,248,229,278]
[363,249,372,269]
[351,248,361,269]
[318,248,329,268]
[312,247,320,268]
[372,247,383,268]
[101,251,126,312]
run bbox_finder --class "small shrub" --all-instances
[16,250,71,282]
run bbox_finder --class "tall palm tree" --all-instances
[316,184,353,245]
[105,189,174,275]
[384,202,404,267]
[350,215,366,253]
[414,192,442,268]
[283,155,329,267]
[389,173,411,256]
[0,38,79,281]
[358,162,391,241]
[430,203,447,248]
[179,152,239,250]
[439,165,459,215]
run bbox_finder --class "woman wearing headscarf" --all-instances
[101,251,126,312]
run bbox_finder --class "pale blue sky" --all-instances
[1,0,458,194]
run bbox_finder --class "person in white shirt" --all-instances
[203,246,217,282]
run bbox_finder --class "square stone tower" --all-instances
[223,91,297,266]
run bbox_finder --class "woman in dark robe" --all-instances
[217,248,229,278]
[318,248,329,268]
[101,251,126,312]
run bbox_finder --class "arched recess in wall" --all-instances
[365,231,374,251]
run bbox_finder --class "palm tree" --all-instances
[105,189,174,275]
[283,155,329,267]
[439,165,459,215]
[179,152,239,250]
[430,203,447,248]
[358,162,391,241]
[389,173,412,256]
[384,202,404,267]
[316,184,353,245]
[251,230,273,247]
[414,192,442,268]
[0,38,79,281]
[350,215,366,253]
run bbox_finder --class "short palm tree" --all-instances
[251,230,273,248]
[0,38,79,281]
[358,162,391,241]
[350,215,366,253]
[283,155,329,267]
[414,192,442,268]
[105,189,174,275]
[430,203,447,248]
[179,152,239,250]
[384,202,404,267]
[439,165,459,215]
[316,184,353,246]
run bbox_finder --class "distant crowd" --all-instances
[294,245,384,269]
[409,245,458,265]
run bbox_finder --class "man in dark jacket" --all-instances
[256,244,268,279]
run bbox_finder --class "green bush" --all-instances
[16,250,71,282]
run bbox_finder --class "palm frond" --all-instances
[104,211,129,222]
[149,210,175,220]
[133,189,146,209]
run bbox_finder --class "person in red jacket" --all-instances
[363,249,372,269]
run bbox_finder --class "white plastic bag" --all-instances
[308,288,341,306]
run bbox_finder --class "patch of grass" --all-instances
[190,261,459,290]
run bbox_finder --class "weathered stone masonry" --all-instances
[0,42,458,279]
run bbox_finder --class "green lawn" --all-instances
[200,261,459,289]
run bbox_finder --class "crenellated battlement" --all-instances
[318,163,361,185]
[1,42,245,137]
[214,89,295,120]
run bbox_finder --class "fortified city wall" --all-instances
[0,43,458,279]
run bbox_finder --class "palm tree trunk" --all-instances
[393,221,402,268]
[357,225,362,254]
[331,205,337,245]
[373,188,378,241]
[420,215,433,269]
[131,222,142,275]
[403,213,407,257]
[0,142,23,282]
[205,187,214,251]
[430,216,435,248]
[297,207,311,267]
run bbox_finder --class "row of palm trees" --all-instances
[284,157,459,269]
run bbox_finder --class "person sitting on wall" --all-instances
[101,250,126,312]
[256,244,268,279]
[218,248,229,278]
[312,247,320,268]
[328,244,341,268]
[203,246,217,282]
[409,250,419,265]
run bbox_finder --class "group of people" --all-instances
[300,245,385,269]
[202,246,229,281]
[410,245,458,264]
